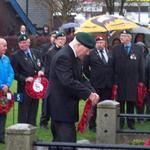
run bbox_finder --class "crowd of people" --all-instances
[0,24,150,149]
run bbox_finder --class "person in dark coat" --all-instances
[17,25,28,36]
[135,42,148,123]
[145,46,150,120]
[40,32,66,128]
[41,24,50,37]
[112,30,144,129]
[46,32,99,144]
[39,30,57,56]
[83,35,114,132]
[11,34,44,126]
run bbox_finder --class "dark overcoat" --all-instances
[11,48,42,92]
[46,45,94,123]
[112,44,144,102]
[43,45,60,78]
[83,48,114,90]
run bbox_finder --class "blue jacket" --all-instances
[0,55,14,89]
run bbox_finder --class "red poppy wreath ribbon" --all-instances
[25,75,49,99]
[77,99,94,133]
[0,90,14,114]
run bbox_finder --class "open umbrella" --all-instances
[61,22,79,29]
[76,15,138,33]
[130,26,150,35]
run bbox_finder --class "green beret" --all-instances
[55,31,65,39]
[76,32,95,49]
[18,34,29,42]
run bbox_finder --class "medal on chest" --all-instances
[37,59,41,67]
[130,53,137,60]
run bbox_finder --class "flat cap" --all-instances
[76,32,95,49]
[121,30,131,34]
[18,34,28,42]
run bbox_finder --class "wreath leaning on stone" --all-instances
[0,90,14,114]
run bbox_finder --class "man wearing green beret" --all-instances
[40,31,66,129]
[46,32,99,146]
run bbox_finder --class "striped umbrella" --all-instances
[76,15,138,33]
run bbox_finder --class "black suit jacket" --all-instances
[11,48,42,92]
[43,45,61,78]
[112,44,144,102]
[39,43,54,56]
[46,44,94,123]
[83,48,113,90]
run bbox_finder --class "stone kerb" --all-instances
[96,100,120,144]
[6,123,37,150]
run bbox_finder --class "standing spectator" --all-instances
[112,30,144,129]
[136,42,148,123]
[40,31,66,129]
[111,38,121,48]
[0,38,14,143]
[41,24,50,37]
[134,33,145,44]
[46,32,99,145]
[83,35,113,132]
[17,25,28,36]
[11,34,44,126]
[39,30,57,56]
[64,28,75,43]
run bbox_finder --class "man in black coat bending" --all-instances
[112,30,144,129]
[46,32,99,144]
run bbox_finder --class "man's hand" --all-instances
[89,92,100,106]
[25,77,34,82]
[38,71,44,77]
[2,84,8,94]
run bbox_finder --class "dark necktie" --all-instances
[26,52,32,60]
[124,46,129,54]
[26,52,34,66]
[100,50,106,64]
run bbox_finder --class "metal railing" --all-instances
[33,141,150,149]
[117,113,150,134]
[33,113,150,149]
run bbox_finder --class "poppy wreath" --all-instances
[25,75,49,99]
[137,83,147,109]
[0,90,14,114]
[77,99,93,133]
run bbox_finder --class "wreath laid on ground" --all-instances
[25,75,49,99]
[0,90,14,114]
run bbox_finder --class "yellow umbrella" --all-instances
[76,15,138,33]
